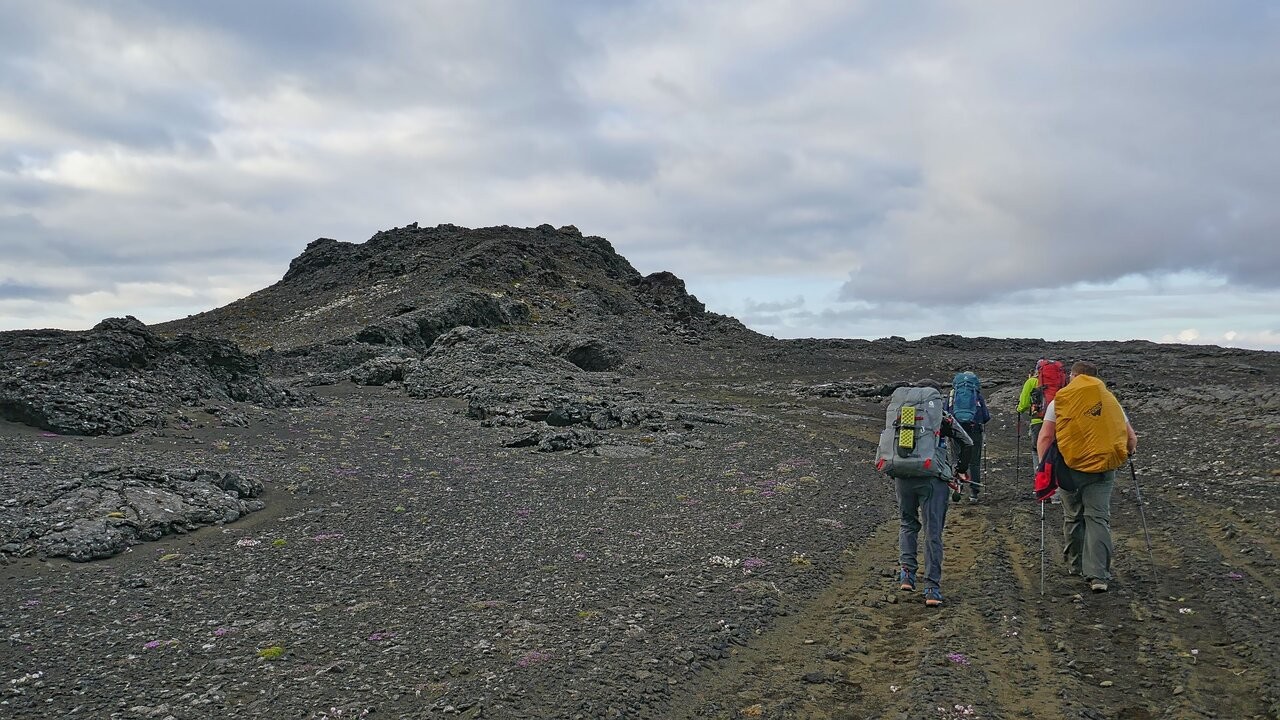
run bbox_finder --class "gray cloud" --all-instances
[0,1,1275,345]
[0,280,62,302]
[743,296,806,314]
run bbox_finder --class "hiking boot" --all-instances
[897,568,916,591]
[967,494,980,504]
[923,587,943,607]
[1050,494,1062,505]
[1089,578,1108,593]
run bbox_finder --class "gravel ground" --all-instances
[1,382,879,719]
[3,337,1278,719]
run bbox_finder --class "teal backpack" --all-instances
[949,372,981,423]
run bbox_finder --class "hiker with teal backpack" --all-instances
[874,381,974,607]
[947,372,990,503]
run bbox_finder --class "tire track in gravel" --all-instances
[955,505,1064,717]
[1125,493,1278,719]
[672,408,1072,719]
[672,490,1080,718]
[982,427,1273,720]
[986,437,1276,719]
[1181,498,1280,593]
[672,519,928,719]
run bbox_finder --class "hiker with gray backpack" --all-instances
[874,381,974,607]
[947,371,990,504]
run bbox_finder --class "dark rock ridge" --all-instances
[0,465,264,561]
[146,223,758,452]
[156,223,757,355]
[0,316,308,435]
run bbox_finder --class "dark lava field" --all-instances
[2,224,1277,719]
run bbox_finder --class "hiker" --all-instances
[947,371,990,503]
[1017,359,1065,464]
[874,381,974,607]
[1036,361,1138,593]
[1018,359,1066,502]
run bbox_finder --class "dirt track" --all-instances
[672,395,1280,720]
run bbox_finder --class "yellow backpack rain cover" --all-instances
[1054,376,1128,473]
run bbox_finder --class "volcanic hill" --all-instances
[2,223,1278,719]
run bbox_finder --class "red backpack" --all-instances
[1032,360,1066,418]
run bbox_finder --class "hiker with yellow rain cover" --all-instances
[1036,361,1138,593]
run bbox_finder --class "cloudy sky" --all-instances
[2,1,1278,349]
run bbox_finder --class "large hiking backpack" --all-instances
[1031,360,1066,418]
[875,386,951,480]
[1055,375,1129,473]
[949,372,981,423]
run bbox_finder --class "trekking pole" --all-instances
[983,433,990,489]
[1128,460,1158,583]
[1039,500,1045,596]
[1016,413,1022,487]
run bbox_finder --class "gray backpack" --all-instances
[875,386,952,480]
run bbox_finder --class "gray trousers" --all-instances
[1029,421,1043,466]
[896,476,950,590]
[1061,470,1115,580]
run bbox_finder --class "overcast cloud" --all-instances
[2,0,1277,348]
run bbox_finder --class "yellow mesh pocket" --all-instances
[898,405,916,450]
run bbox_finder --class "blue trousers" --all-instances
[896,476,950,590]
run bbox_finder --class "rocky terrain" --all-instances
[2,224,1278,719]
[0,316,308,436]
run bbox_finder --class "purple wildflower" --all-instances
[516,650,552,667]
[572,552,587,561]
[946,652,970,665]
[515,508,531,519]
[742,557,768,570]
[367,631,397,642]
[143,640,164,650]
[1227,572,1244,580]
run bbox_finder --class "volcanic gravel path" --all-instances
[3,367,1278,719]
[673,396,1279,720]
